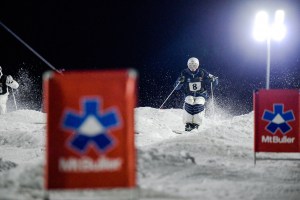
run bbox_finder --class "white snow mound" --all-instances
[0,108,299,200]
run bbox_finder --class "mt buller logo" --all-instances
[262,104,295,135]
[62,98,121,154]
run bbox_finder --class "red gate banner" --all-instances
[254,89,300,153]
[44,69,137,189]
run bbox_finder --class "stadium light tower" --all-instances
[253,10,286,89]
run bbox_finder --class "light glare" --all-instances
[271,24,286,41]
[253,10,286,42]
[274,10,285,24]
[253,11,269,41]
[272,10,286,41]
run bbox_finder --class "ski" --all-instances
[172,129,199,134]
[172,130,187,134]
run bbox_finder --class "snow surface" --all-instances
[0,107,300,200]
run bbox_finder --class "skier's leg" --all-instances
[0,93,8,114]
[183,96,194,131]
[192,96,206,128]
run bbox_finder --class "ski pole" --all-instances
[0,20,62,74]
[11,88,18,110]
[210,81,215,117]
[159,81,181,109]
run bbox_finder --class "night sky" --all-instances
[1,0,300,115]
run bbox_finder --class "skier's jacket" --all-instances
[0,75,19,95]
[0,75,8,95]
[175,68,218,99]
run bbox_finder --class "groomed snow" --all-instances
[0,108,300,200]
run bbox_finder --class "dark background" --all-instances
[1,0,300,115]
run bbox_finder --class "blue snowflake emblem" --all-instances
[62,98,121,154]
[262,104,295,135]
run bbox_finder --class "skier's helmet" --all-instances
[187,57,199,71]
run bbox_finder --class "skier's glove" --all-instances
[210,76,219,86]
[178,76,185,83]
[212,76,218,82]
[6,75,14,85]
[208,74,217,82]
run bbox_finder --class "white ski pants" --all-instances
[0,93,8,115]
[183,96,205,125]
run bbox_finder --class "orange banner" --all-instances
[254,89,300,153]
[44,70,137,189]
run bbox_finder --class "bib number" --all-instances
[189,82,201,92]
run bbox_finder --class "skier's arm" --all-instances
[202,69,218,87]
[174,74,185,90]
[6,75,19,89]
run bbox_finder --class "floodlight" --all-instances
[253,11,269,41]
[271,10,286,41]
[252,10,286,89]
[274,10,285,24]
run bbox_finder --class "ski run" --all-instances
[0,107,300,200]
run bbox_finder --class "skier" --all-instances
[0,66,19,114]
[175,57,218,131]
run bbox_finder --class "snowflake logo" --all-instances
[62,98,121,154]
[262,104,295,135]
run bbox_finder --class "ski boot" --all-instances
[185,123,194,131]
[192,123,199,130]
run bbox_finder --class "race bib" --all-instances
[189,82,201,91]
